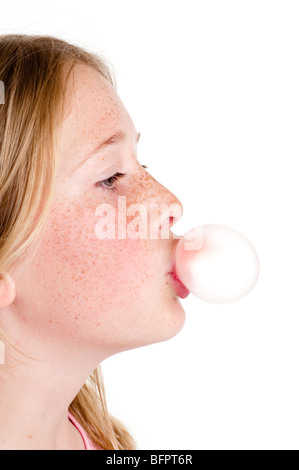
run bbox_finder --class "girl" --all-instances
[0,34,185,450]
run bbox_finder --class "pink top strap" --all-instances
[68,411,98,450]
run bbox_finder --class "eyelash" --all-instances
[95,164,149,191]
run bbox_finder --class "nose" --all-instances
[151,180,184,240]
[132,165,184,240]
[158,206,183,239]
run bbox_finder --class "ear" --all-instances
[0,273,16,308]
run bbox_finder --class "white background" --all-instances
[1,0,298,450]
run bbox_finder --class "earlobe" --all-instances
[0,273,16,308]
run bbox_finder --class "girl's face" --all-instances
[11,63,186,358]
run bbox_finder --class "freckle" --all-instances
[49,320,52,323]
[28,435,33,439]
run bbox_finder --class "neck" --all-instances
[0,316,107,449]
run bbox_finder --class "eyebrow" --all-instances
[75,130,141,172]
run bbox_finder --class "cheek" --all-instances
[27,197,163,328]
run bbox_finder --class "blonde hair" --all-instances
[0,33,136,450]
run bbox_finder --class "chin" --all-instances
[142,297,186,347]
[100,299,187,355]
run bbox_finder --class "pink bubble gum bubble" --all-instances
[175,224,259,304]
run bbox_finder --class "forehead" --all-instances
[60,63,136,170]
[64,62,131,129]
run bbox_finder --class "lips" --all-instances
[168,269,190,299]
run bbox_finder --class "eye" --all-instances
[95,172,126,191]
[95,164,149,191]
